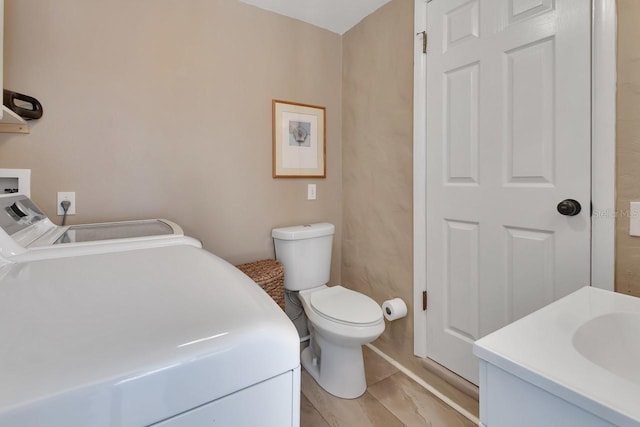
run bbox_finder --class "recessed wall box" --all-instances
[0,169,31,197]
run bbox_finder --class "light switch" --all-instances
[307,184,317,201]
[630,202,640,236]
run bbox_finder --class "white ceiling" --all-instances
[238,0,392,35]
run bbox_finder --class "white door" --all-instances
[425,0,591,384]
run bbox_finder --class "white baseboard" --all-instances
[366,344,480,425]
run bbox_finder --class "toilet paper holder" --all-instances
[381,298,407,321]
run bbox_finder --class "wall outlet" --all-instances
[57,192,76,216]
[307,184,317,200]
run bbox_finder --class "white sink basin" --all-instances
[573,312,640,385]
[474,287,640,426]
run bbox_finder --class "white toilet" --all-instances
[272,223,385,399]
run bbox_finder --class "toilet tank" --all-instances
[272,223,334,291]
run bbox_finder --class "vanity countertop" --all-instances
[474,286,640,426]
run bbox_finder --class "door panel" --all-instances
[425,0,591,384]
[444,220,480,341]
[504,226,555,320]
[445,62,479,184]
[505,38,555,184]
[443,0,480,52]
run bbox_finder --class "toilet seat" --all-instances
[310,285,382,326]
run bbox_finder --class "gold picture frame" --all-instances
[273,100,326,178]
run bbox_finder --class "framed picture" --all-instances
[273,100,326,178]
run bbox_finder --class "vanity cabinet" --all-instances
[479,361,615,427]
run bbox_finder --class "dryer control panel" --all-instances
[0,195,46,236]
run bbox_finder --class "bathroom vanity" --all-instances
[474,287,640,427]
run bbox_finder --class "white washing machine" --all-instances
[0,194,201,261]
[0,245,301,426]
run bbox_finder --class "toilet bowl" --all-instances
[272,223,385,399]
[298,285,384,398]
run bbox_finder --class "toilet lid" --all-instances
[310,286,382,325]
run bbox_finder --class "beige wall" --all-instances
[616,0,640,297]
[0,0,342,280]
[342,0,415,372]
[5,0,634,391]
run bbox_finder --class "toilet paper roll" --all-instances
[382,298,408,321]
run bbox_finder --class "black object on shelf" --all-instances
[3,89,43,120]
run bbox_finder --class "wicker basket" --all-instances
[235,259,285,310]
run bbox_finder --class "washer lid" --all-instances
[310,285,382,325]
[0,245,299,426]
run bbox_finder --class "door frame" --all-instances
[413,0,617,358]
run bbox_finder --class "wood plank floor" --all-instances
[300,347,477,427]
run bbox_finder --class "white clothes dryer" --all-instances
[0,245,301,426]
[0,194,201,261]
